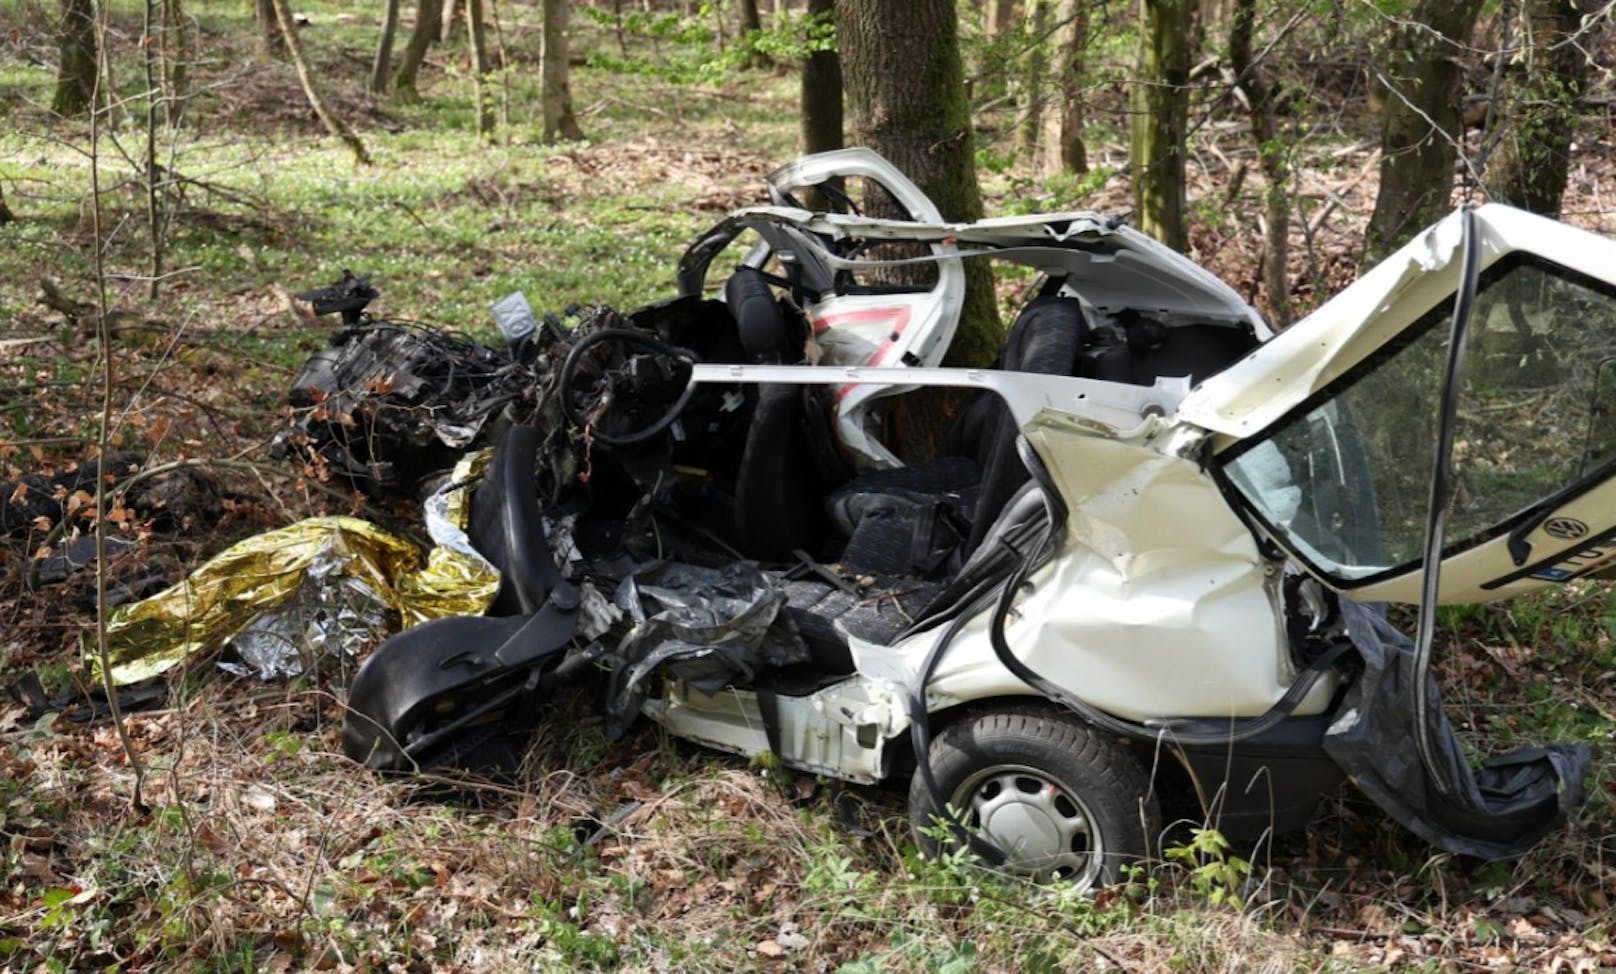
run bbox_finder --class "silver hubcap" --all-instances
[952,764,1102,885]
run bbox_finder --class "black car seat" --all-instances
[825,295,1091,575]
[725,268,835,560]
[467,424,575,616]
[1086,311,1258,387]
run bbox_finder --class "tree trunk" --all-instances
[52,0,97,116]
[838,0,1001,368]
[800,0,842,155]
[255,0,285,57]
[981,0,1017,90]
[1041,0,1086,175]
[439,0,458,42]
[270,0,373,164]
[467,0,493,137]
[165,0,190,107]
[1482,0,1592,217]
[986,0,1017,37]
[1129,0,1192,252]
[736,0,767,67]
[0,183,15,226]
[541,0,585,141]
[1230,0,1290,325]
[143,0,164,299]
[394,0,443,100]
[371,0,402,93]
[1362,0,1483,263]
[1018,0,1047,162]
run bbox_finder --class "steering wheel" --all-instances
[557,328,701,447]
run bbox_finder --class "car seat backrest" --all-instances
[731,383,827,561]
[468,424,568,616]
[725,266,800,365]
[1128,322,1257,385]
[952,295,1090,556]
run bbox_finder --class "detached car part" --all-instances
[272,275,536,495]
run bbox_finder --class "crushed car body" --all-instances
[113,148,1609,887]
[337,148,1606,881]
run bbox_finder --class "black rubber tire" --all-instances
[909,704,1160,888]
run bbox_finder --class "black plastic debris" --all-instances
[296,269,379,325]
[604,561,809,739]
[272,305,532,493]
[3,453,216,590]
[1,452,146,538]
[1325,600,1593,860]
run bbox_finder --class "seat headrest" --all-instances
[724,267,795,365]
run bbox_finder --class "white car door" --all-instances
[1185,204,1616,603]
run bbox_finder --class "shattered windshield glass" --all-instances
[1224,253,1616,585]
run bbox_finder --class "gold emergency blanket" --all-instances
[95,456,499,684]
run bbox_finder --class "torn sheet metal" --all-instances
[1325,600,1592,860]
[94,509,499,685]
[603,561,808,739]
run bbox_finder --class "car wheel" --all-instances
[909,704,1159,888]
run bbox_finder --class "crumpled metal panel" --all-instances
[603,561,808,739]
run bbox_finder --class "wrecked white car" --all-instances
[340,149,1605,888]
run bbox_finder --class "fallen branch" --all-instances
[268,0,373,166]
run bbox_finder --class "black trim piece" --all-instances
[1410,206,1482,797]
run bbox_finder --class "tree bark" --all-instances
[838,0,1001,368]
[1129,0,1192,252]
[394,0,443,100]
[270,0,373,165]
[541,0,585,141]
[736,0,767,67]
[1018,0,1047,162]
[986,0,1017,37]
[371,0,402,93]
[1362,0,1483,263]
[467,0,493,138]
[1230,0,1290,325]
[800,0,842,155]
[1482,0,1592,216]
[255,0,285,57]
[52,0,98,116]
[1041,0,1086,175]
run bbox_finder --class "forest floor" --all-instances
[3,3,1616,971]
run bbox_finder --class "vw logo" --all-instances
[1543,517,1589,541]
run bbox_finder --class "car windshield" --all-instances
[1222,252,1616,585]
